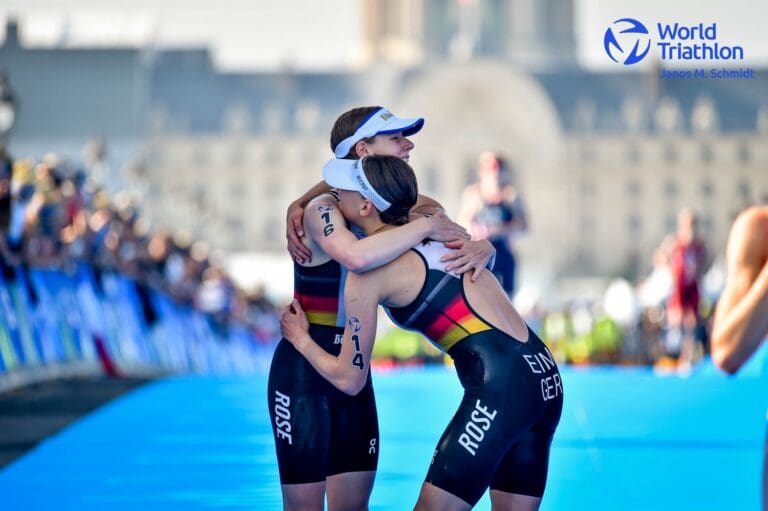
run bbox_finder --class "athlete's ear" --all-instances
[355,140,370,158]
[359,200,375,217]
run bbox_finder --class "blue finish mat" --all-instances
[1,361,765,510]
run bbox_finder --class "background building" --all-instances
[1,0,767,288]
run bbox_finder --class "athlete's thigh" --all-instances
[280,481,326,511]
[268,339,332,484]
[326,471,376,511]
[490,429,555,499]
[414,482,472,511]
[327,372,379,478]
[489,489,541,511]
[425,391,514,507]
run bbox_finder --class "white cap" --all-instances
[333,107,424,158]
[322,157,392,212]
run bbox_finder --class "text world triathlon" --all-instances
[656,23,743,60]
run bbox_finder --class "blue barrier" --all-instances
[0,263,280,384]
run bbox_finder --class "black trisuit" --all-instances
[384,241,563,506]
[267,259,379,484]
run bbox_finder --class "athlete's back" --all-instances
[360,241,529,346]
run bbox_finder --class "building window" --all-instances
[575,248,595,273]
[229,147,244,167]
[663,179,678,199]
[580,215,595,234]
[264,217,280,242]
[626,179,641,198]
[737,180,751,202]
[628,214,641,235]
[264,145,281,167]
[194,147,210,168]
[699,215,713,236]
[264,180,281,198]
[464,157,477,188]
[700,143,714,164]
[150,148,164,166]
[230,182,245,200]
[580,179,596,199]
[301,146,318,166]
[664,215,677,234]
[626,143,642,164]
[663,142,678,164]
[579,143,595,164]
[700,179,713,197]
[737,143,751,165]
[424,165,439,196]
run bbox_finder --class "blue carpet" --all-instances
[1,360,765,510]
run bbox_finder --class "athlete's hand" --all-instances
[441,239,496,281]
[426,212,470,242]
[286,201,312,263]
[280,300,311,350]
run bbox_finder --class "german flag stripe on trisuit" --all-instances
[293,260,346,328]
[422,294,492,351]
[294,291,338,326]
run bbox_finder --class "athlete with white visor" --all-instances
[271,106,495,510]
[281,155,562,511]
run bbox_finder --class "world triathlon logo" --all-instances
[603,18,651,65]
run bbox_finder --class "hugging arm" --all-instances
[286,180,333,263]
[413,192,497,281]
[280,272,379,395]
[306,196,468,273]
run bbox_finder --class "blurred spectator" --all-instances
[458,151,527,296]
[0,145,12,249]
[83,137,110,187]
[655,209,708,371]
[0,148,280,352]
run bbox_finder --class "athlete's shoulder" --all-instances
[306,191,338,209]
[733,206,768,234]
[411,240,453,273]
[304,194,342,227]
[728,206,768,266]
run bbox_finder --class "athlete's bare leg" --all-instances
[326,471,376,511]
[281,482,325,511]
[490,489,541,511]
[413,482,471,511]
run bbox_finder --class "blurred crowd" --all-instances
[0,138,727,373]
[374,152,723,372]
[497,205,720,371]
[0,143,280,346]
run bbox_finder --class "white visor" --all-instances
[333,107,424,158]
[322,157,392,212]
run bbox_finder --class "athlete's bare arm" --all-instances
[286,177,496,281]
[303,194,468,273]
[281,270,383,395]
[411,189,497,280]
[711,207,768,374]
[288,182,446,262]
[412,194,444,216]
[286,180,332,263]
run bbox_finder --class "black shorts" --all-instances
[426,327,563,505]
[267,325,379,485]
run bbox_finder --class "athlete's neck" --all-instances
[355,217,394,237]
